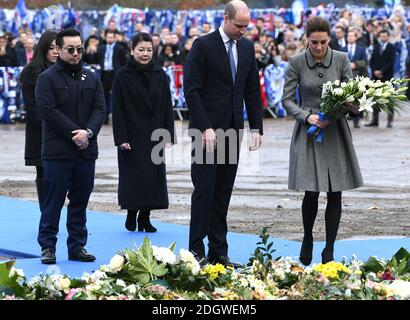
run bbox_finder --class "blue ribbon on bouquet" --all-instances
[307,112,328,143]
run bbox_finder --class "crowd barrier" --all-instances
[1,2,407,40]
[0,64,287,124]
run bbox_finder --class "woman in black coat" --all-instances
[20,31,58,211]
[112,32,175,232]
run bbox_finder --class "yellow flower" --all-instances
[313,262,352,280]
[202,263,227,280]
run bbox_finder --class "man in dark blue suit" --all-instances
[35,29,106,264]
[341,29,369,128]
[184,0,263,268]
[368,29,396,127]
[98,30,127,124]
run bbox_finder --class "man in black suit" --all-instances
[368,29,396,127]
[98,29,127,124]
[341,29,369,128]
[271,16,284,45]
[35,29,106,264]
[329,25,347,51]
[184,0,263,268]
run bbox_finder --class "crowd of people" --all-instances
[2,6,410,126]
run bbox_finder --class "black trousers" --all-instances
[101,70,114,123]
[372,108,394,123]
[189,129,241,258]
[38,157,95,254]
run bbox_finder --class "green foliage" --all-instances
[0,261,26,298]
[388,247,410,276]
[248,227,277,270]
[121,236,168,284]
[363,256,384,273]
[167,263,211,292]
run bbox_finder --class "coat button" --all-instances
[318,73,323,78]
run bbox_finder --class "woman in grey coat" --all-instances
[282,16,363,265]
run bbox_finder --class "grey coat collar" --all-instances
[305,47,333,69]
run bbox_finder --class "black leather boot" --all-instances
[321,247,334,264]
[137,211,157,233]
[35,178,45,212]
[299,237,313,266]
[125,210,138,231]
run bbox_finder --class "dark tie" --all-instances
[228,39,236,83]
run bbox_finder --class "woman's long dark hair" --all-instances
[20,30,57,84]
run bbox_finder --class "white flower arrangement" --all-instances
[152,245,177,265]
[177,249,201,275]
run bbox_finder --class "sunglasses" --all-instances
[63,46,84,55]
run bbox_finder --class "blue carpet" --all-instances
[0,196,408,280]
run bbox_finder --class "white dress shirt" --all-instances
[348,44,356,59]
[219,26,238,70]
[104,43,115,71]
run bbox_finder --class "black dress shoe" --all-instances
[353,123,360,128]
[69,247,96,262]
[321,248,334,264]
[299,238,313,266]
[41,248,56,265]
[191,251,209,267]
[208,256,243,269]
[364,122,378,127]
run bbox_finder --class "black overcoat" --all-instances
[112,62,175,210]
[22,65,46,166]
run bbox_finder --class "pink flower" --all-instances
[381,271,395,281]
[65,288,80,300]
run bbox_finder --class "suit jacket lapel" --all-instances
[235,39,246,87]
[213,31,235,85]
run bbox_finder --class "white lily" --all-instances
[346,95,355,103]
[358,95,375,113]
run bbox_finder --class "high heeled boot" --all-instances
[137,210,157,233]
[299,237,313,266]
[125,210,138,231]
[321,247,334,264]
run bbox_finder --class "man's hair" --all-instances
[56,28,82,47]
[347,28,358,38]
[224,2,237,20]
[105,29,116,38]
[131,32,152,50]
[335,25,346,32]
[305,16,331,37]
[379,29,390,36]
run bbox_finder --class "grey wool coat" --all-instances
[282,48,363,192]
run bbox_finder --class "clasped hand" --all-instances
[307,114,330,128]
[72,129,89,150]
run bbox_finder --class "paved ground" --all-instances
[0,110,409,241]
